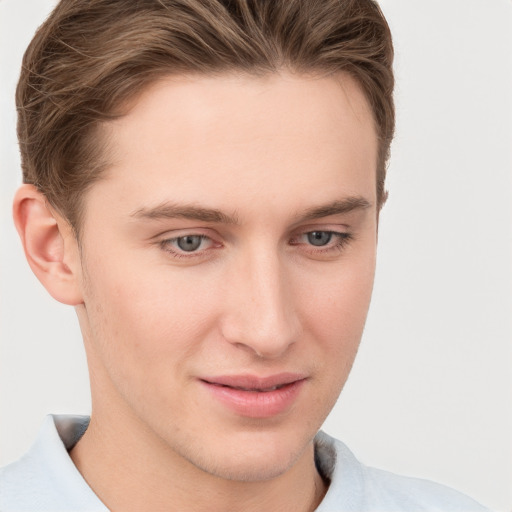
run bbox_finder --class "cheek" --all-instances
[80,261,222,416]
[294,248,376,398]
[81,251,219,377]
[299,255,376,342]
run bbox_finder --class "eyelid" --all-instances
[167,234,211,248]
[290,222,351,240]
[291,230,351,244]
[157,229,222,259]
[288,228,354,257]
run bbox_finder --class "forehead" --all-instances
[87,72,378,222]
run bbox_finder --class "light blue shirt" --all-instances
[0,415,490,511]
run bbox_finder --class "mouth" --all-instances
[199,373,307,418]
[200,373,306,391]
[211,383,290,392]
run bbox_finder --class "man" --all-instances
[0,1,491,510]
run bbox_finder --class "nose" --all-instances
[220,248,300,359]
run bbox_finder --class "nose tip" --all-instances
[220,257,300,359]
[232,308,299,359]
[224,310,299,359]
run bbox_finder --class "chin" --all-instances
[177,427,314,482]
[191,448,299,482]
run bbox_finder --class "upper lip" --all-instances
[200,373,307,391]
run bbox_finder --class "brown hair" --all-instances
[16,0,394,233]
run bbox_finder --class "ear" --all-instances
[13,184,84,306]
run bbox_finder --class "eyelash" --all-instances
[291,231,353,255]
[159,231,353,259]
[159,235,214,259]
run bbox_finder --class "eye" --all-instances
[306,231,333,247]
[175,235,204,252]
[289,229,353,257]
[160,234,216,258]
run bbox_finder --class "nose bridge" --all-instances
[222,242,299,358]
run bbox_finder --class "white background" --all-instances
[1,1,510,510]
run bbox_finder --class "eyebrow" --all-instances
[296,196,372,222]
[130,196,371,224]
[131,202,240,224]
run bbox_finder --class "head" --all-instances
[14,0,394,484]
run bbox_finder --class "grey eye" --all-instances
[307,231,332,246]
[176,235,203,252]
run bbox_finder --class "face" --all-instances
[74,72,378,481]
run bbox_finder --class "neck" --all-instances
[70,405,327,512]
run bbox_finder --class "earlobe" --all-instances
[13,184,84,306]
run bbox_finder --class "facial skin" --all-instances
[15,72,378,511]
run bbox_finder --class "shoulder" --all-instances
[0,449,56,512]
[359,464,490,512]
[314,431,491,512]
[0,415,106,512]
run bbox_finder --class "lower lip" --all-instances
[201,379,306,418]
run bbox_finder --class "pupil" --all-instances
[307,231,332,246]
[177,235,202,252]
